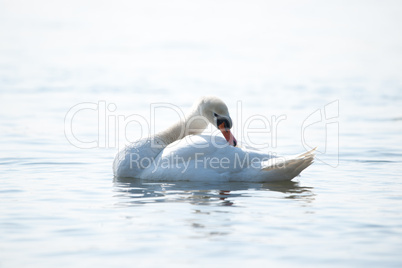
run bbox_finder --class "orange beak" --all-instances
[218,122,237,147]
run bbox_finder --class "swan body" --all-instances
[140,135,315,182]
[113,96,315,182]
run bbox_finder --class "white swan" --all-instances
[113,96,315,182]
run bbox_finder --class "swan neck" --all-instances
[155,107,207,145]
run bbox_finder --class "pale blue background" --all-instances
[1,0,402,267]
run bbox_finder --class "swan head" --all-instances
[198,96,237,147]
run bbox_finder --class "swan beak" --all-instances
[218,122,237,147]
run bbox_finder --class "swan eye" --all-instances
[216,117,232,129]
[213,112,218,117]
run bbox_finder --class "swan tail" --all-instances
[260,147,316,181]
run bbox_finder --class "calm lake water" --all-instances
[1,1,402,267]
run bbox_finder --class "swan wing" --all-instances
[260,147,316,181]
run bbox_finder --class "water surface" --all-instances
[1,1,402,267]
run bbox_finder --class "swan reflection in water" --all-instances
[113,177,315,207]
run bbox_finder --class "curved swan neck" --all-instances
[155,104,208,146]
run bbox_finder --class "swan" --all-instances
[113,96,315,182]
